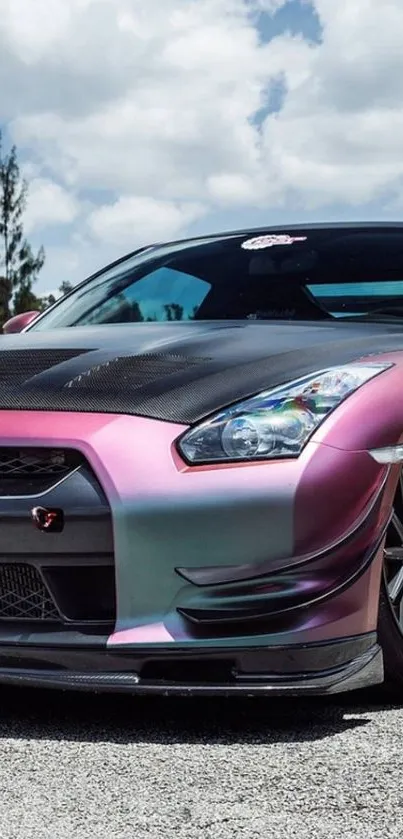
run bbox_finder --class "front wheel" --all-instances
[378,471,403,690]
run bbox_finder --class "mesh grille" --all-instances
[0,564,60,621]
[0,448,80,478]
[0,448,84,496]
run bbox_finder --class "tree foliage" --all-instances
[0,132,45,324]
[59,280,73,296]
[39,292,57,310]
[38,282,73,315]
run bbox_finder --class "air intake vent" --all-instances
[0,349,86,385]
[0,564,60,621]
[64,353,203,391]
[0,448,84,496]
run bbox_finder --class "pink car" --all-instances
[1,223,403,696]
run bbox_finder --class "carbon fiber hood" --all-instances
[1,320,403,423]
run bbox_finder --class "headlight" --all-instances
[178,363,391,464]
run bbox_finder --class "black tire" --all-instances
[378,470,403,693]
[378,574,403,691]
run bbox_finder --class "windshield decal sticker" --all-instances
[241,234,307,250]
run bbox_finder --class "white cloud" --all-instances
[256,0,403,207]
[207,172,266,205]
[0,0,403,291]
[10,0,266,200]
[24,178,80,234]
[0,0,71,62]
[87,196,205,247]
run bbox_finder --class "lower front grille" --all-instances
[0,563,116,625]
[0,564,60,621]
[44,566,116,623]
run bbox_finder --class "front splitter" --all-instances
[0,643,383,696]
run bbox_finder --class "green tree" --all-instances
[59,280,73,296]
[35,281,72,316]
[0,132,45,324]
[38,292,56,311]
[13,279,44,315]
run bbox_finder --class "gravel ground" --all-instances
[0,688,402,839]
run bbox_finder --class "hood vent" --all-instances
[0,349,87,387]
[64,353,206,392]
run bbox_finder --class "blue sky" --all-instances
[1,0,402,295]
[257,0,321,42]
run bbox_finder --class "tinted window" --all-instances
[78,267,210,325]
[307,281,403,317]
[30,228,403,330]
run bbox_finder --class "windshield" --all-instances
[30,228,403,330]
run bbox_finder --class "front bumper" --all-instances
[0,632,383,696]
[0,409,395,695]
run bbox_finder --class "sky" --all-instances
[1,0,403,295]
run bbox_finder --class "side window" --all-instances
[121,267,210,321]
[307,281,403,317]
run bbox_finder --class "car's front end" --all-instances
[0,404,386,696]
[0,333,401,695]
[3,224,403,695]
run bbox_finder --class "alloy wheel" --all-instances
[384,470,403,632]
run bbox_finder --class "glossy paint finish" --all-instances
[3,311,40,334]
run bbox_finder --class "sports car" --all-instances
[2,222,403,696]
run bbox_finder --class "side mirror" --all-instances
[2,311,40,334]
